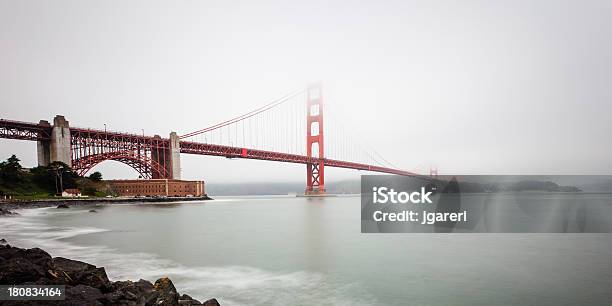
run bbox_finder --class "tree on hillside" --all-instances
[48,161,78,193]
[0,154,25,186]
[29,163,79,193]
[30,166,56,192]
[6,155,22,170]
[89,171,103,182]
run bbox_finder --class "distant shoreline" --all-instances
[0,195,213,211]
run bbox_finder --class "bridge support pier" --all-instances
[37,115,71,167]
[151,132,181,179]
[169,132,181,179]
[37,140,50,166]
[36,120,51,166]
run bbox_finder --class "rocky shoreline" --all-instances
[0,241,220,305]
[0,195,213,212]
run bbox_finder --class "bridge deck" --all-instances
[0,118,416,176]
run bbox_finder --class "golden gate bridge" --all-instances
[0,83,418,194]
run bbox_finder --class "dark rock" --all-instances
[0,257,47,284]
[0,245,56,284]
[64,284,104,306]
[180,294,193,300]
[152,277,180,306]
[32,277,58,285]
[89,209,97,213]
[112,278,154,294]
[0,238,7,244]
[0,245,52,263]
[0,244,19,261]
[144,290,160,305]
[179,293,202,305]
[179,300,201,305]
[203,298,221,306]
[104,289,139,305]
[23,247,54,268]
[0,207,17,215]
[0,244,221,306]
[105,279,155,305]
[56,204,69,209]
[52,257,111,291]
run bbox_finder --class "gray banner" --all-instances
[361,175,612,233]
[0,285,65,300]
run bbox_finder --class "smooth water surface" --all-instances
[2,195,612,305]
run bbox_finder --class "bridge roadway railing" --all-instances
[0,119,52,141]
[179,140,417,176]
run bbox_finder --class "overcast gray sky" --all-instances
[1,0,611,183]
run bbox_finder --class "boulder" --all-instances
[113,279,154,295]
[104,289,140,305]
[179,300,201,305]
[0,244,19,259]
[0,257,47,284]
[0,245,53,283]
[23,247,54,268]
[152,277,180,306]
[89,209,97,213]
[179,293,202,305]
[56,204,70,209]
[203,298,221,306]
[0,245,52,265]
[105,279,155,305]
[0,208,17,215]
[52,257,111,291]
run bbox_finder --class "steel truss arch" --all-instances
[72,151,168,179]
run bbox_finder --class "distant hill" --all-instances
[205,176,612,196]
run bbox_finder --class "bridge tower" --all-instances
[37,115,71,167]
[151,132,181,179]
[306,83,325,194]
[429,167,438,178]
[168,132,181,179]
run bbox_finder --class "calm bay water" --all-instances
[2,195,612,305]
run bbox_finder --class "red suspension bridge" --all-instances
[0,83,418,194]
